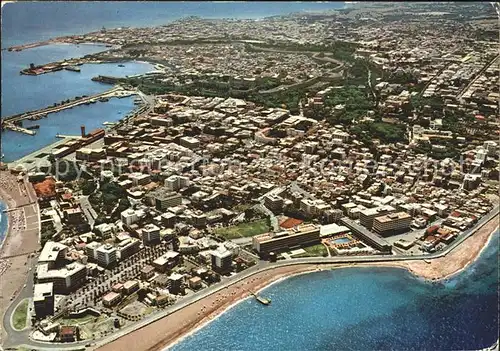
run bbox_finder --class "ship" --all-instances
[65,66,81,72]
[250,291,271,306]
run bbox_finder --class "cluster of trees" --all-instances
[40,221,56,246]
[350,122,407,146]
[413,141,460,160]
[323,86,374,124]
[79,179,97,196]
[89,182,130,221]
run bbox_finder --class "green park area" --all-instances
[12,299,28,330]
[294,244,329,258]
[214,218,271,240]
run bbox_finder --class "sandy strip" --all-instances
[0,171,40,342]
[97,215,499,351]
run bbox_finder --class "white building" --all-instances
[142,223,161,244]
[164,175,190,192]
[96,244,117,267]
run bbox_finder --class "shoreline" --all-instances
[0,192,15,253]
[97,215,499,351]
[0,171,40,343]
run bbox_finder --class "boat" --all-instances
[118,64,125,67]
[250,291,271,306]
[99,97,109,102]
[65,66,81,72]
[26,125,40,130]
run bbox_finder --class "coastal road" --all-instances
[2,205,498,350]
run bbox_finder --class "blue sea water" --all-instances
[0,201,8,245]
[171,230,499,351]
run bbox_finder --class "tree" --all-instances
[80,179,97,195]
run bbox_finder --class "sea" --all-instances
[0,201,7,246]
[1,1,345,163]
[170,230,500,351]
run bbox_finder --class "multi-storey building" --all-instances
[372,212,412,236]
[36,262,87,294]
[96,244,117,267]
[359,205,396,230]
[252,224,320,256]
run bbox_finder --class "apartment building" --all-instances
[359,205,396,230]
[164,174,190,191]
[146,187,182,211]
[33,283,54,318]
[372,212,412,236]
[36,262,87,294]
[117,238,141,260]
[210,247,233,274]
[96,244,117,267]
[141,223,161,245]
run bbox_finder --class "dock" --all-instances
[3,124,36,136]
[249,291,271,305]
[55,134,82,139]
[2,86,137,135]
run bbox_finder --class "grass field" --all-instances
[295,244,329,258]
[57,314,97,325]
[12,299,29,330]
[214,218,271,239]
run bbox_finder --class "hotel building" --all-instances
[252,224,320,256]
[359,205,396,230]
[372,212,412,236]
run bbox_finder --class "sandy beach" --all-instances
[0,170,40,342]
[97,214,499,351]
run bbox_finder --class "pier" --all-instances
[1,86,137,135]
[2,125,36,136]
[55,134,82,139]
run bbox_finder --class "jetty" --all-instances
[55,134,82,139]
[249,291,271,305]
[2,124,36,136]
[2,86,137,135]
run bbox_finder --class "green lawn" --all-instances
[295,244,329,258]
[214,219,271,239]
[57,314,97,326]
[12,299,29,330]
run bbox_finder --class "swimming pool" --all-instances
[333,237,352,244]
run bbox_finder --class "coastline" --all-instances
[97,215,499,351]
[0,170,40,343]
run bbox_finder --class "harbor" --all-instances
[1,86,137,135]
